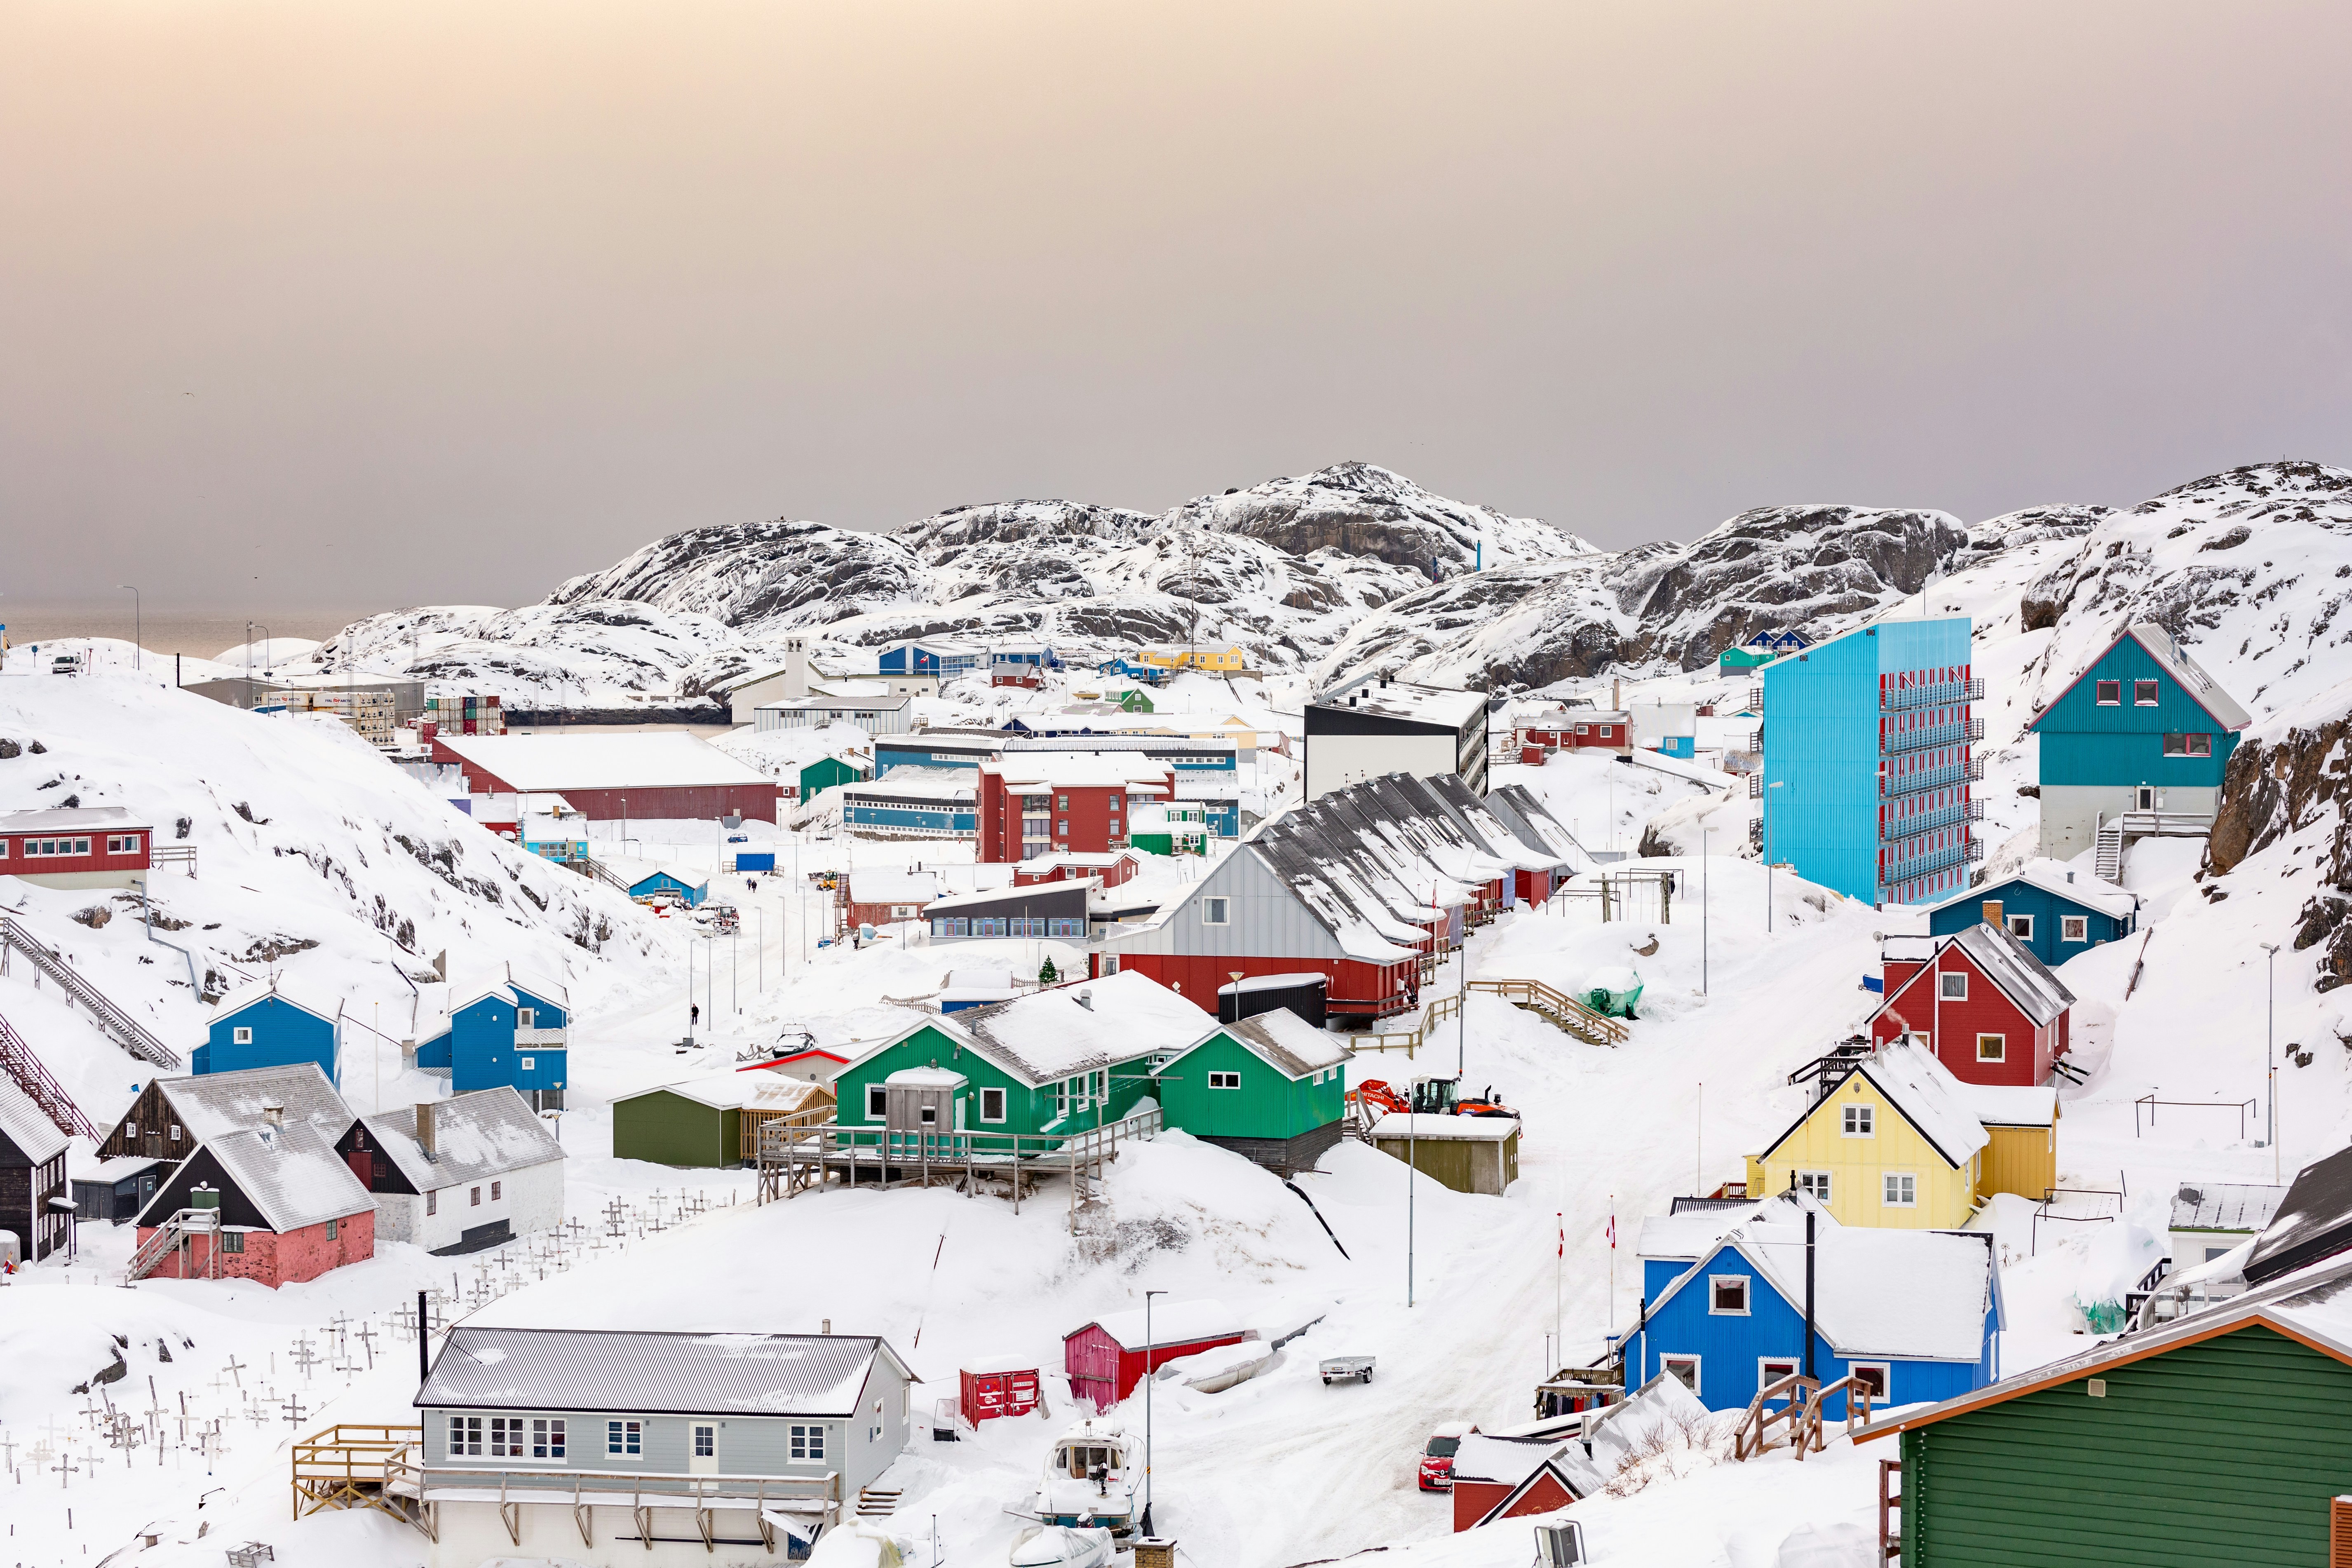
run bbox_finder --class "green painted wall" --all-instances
[612,1091,739,1167]
[1901,1324,2352,1565]
[800,756,869,796]
[2034,637,2240,788]
[833,1024,1158,1141]
[1154,1032,1343,1141]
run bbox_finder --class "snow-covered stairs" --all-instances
[2095,824,2122,883]
[0,1008,99,1138]
[856,1487,901,1519]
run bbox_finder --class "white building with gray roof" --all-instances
[339,1087,566,1254]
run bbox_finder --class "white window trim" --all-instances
[866,1084,887,1119]
[1200,897,1230,926]
[2005,914,2033,940]
[2061,916,2089,943]
[1842,1104,1874,1138]
[1939,972,1967,1000]
[1796,1170,1832,1204]
[979,1087,1006,1124]
[1846,1361,1892,1403]
[530,1416,568,1463]
[607,1418,645,1460]
[1707,1275,1751,1316]
[233,1026,254,1045]
[1209,1070,1242,1090]
[1976,1033,2006,1063]
[1758,1358,1801,1396]
[1883,1172,1919,1209]
[1659,1354,1701,1396]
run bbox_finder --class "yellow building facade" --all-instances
[1746,1071,1984,1230]
[1138,645,1249,673]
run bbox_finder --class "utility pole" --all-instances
[1701,826,1709,995]
[1142,1288,1165,1535]
[2261,941,2280,1180]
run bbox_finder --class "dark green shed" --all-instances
[611,1071,832,1167]
[1152,1009,1350,1174]
[1863,1259,2352,1566]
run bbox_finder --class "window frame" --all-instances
[692,1424,716,1460]
[2134,679,2161,707]
[1847,1362,1891,1401]
[1708,1275,1751,1316]
[979,1087,1006,1123]
[1976,1033,2006,1063]
[789,1423,826,1461]
[1660,1355,1701,1394]
[532,1417,567,1461]
[1796,1171,1832,1204]
[1208,1070,1242,1090]
[1939,972,1967,1001]
[1200,896,1230,925]
[470,1186,483,1207]
[2061,915,2089,943]
[1841,1104,1874,1138]
[491,1181,502,1201]
[2005,914,2033,940]
[866,1084,888,1119]
[450,1415,483,1458]
[608,1419,644,1458]
[233,1026,254,1045]
[1883,1172,1919,1209]
[220,1228,246,1253]
[1758,1358,1800,1396]
[2094,680,2121,706]
[426,1190,437,1216]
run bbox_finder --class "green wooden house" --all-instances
[799,753,871,800]
[832,971,1209,1151]
[1860,1255,2352,1564]
[1152,1007,1351,1174]
[611,1070,833,1167]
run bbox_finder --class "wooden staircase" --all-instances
[855,1487,901,1519]
[127,1208,221,1281]
[1353,978,1628,1055]
[0,1008,99,1139]
[0,915,181,1069]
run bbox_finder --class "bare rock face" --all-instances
[1169,460,1591,577]
[2207,709,2352,990]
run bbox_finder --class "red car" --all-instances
[1418,1422,1476,1491]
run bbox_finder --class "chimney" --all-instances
[822,1318,832,1336]
[1982,900,2003,930]
[784,636,811,701]
[1077,989,1093,1010]
[416,1102,438,1160]
[261,1103,284,1127]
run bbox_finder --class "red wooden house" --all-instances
[129,1118,376,1287]
[0,806,153,890]
[1868,922,2075,1087]
[978,755,1172,863]
[1015,851,1145,890]
[1448,1435,1604,1530]
[1063,1299,1245,1410]
[959,1357,1044,1423]
[1515,709,1632,763]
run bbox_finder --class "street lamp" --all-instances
[1142,1288,1166,1535]
[1701,826,1709,995]
[2260,941,2279,1180]
[117,585,141,671]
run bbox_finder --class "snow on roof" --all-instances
[192,1120,376,1233]
[0,1075,68,1165]
[1874,924,2074,1029]
[1217,972,1327,994]
[0,805,148,835]
[2122,621,2255,730]
[1662,1222,1994,1361]
[1955,1082,2057,1127]
[1852,1041,1992,1167]
[154,1062,354,1146]
[946,966,1014,990]
[206,974,344,1027]
[1418,774,1565,873]
[1485,784,1594,868]
[2246,1146,2352,1284]
[759,692,913,714]
[983,754,1172,791]
[360,1088,565,1192]
[1449,1434,1573,1487]
[847,870,941,906]
[1368,1113,1519,1141]
[1158,1008,1350,1081]
[1637,1192,1824,1261]
[433,732,772,791]
[631,864,709,890]
[1313,679,1485,729]
[922,881,1089,914]
[1928,858,2137,922]
[418,1327,904,1416]
[2172,1182,2287,1232]
[616,1072,835,1113]
[1076,1298,1239,1351]
[74,1153,167,1182]
[945,972,1208,1085]
[845,770,975,802]
[886,1067,968,1089]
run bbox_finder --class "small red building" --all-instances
[840,869,941,931]
[1014,850,1146,890]
[959,1358,1043,1423]
[1449,1436,1601,1530]
[978,756,1172,864]
[1063,1299,1245,1410]
[1516,709,1632,763]
[0,806,153,890]
[130,1120,376,1287]
[1868,922,2074,1087]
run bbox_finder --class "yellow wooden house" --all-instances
[1744,1041,2058,1229]
[1137,644,1249,674]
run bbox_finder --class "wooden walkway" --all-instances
[1354,978,1629,1055]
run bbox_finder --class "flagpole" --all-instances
[1606,1194,1615,1342]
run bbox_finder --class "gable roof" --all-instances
[614,1072,834,1114]
[1637,1191,1825,1263]
[1870,922,2075,1031]
[1925,858,2138,922]
[1476,1453,1608,1523]
[1486,784,1592,868]
[0,1075,68,1166]
[2245,1145,2352,1285]
[1159,1009,1352,1082]
[359,1088,565,1191]
[2172,1181,2288,1233]
[1649,1221,1996,1362]
[207,975,343,1029]
[1072,1298,1240,1351]
[1755,1040,1989,1170]
[138,1119,376,1232]
[417,1327,913,1416]
[1854,1251,2352,1441]
[845,971,1204,1088]
[151,1062,354,1147]
[2029,620,2254,734]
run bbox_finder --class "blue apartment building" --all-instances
[878,639,986,680]
[1758,616,1981,906]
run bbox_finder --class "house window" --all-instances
[2061,916,2089,943]
[867,1084,888,1119]
[324,1216,338,1240]
[2095,681,2121,706]
[490,1417,523,1458]
[1848,1363,1890,1401]
[1939,972,1967,1000]
[1842,1105,1873,1137]
[450,1415,483,1456]
[608,1420,642,1457]
[1883,1173,1918,1208]
[233,1026,254,1045]
[2162,732,2213,757]
[692,1425,716,1459]
[1209,1071,1242,1090]
[427,1190,438,1216]
[1661,1356,1700,1394]
[491,1181,502,1201]
[126,1123,140,1142]
[2134,680,2160,706]
[517,1008,535,1028]
[519,1057,535,1072]
[2006,914,2033,940]
[979,1087,1006,1123]
[1796,1171,1832,1203]
[220,1229,245,1253]
[533,1418,566,1459]
[1201,897,1230,925]
[1759,1359,1800,1394]
[471,1187,482,1207]
[1709,1276,1750,1314]
[790,1424,826,1460]
[1977,1034,2006,1062]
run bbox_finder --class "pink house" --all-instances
[131,1118,376,1286]
[1063,1299,1245,1410]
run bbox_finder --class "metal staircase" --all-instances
[0,1008,100,1139]
[0,916,182,1069]
[2094,822,2123,883]
[127,1207,221,1281]
[583,857,634,894]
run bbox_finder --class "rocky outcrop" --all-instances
[2207,709,2352,990]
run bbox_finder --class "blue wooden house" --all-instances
[193,979,341,1080]
[2027,621,2251,859]
[1925,858,2138,969]
[1624,1205,2000,1418]
[414,967,570,1109]
[879,639,986,680]
[629,866,708,908]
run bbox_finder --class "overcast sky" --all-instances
[5,1,2348,611]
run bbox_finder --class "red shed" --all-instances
[1868,922,2074,1087]
[432,733,780,824]
[1448,1436,1603,1531]
[0,805,153,890]
[1063,1299,1245,1410]
[959,1357,1043,1423]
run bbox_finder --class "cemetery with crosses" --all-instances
[7,458,2352,1568]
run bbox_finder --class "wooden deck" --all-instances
[755,1106,1162,1228]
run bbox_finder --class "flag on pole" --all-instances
[1606,1211,1615,1249]
[1557,1213,1564,1258]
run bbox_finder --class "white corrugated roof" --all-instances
[360,1087,565,1192]
[615,1072,835,1113]
[0,1075,68,1166]
[1927,859,2137,922]
[197,1120,376,1232]
[418,1327,907,1416]
[435,732,772,791]
[154,1063,354,1147]
[0,805,148,835]
[1854,1042,1992,1166]
[1657,1222,1994,1362]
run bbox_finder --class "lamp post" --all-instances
[1142,1287,1166,1535]
[1765,780,1786,933]
[2261,941,2279,1180]
[117,585,141,671]
[1701,826,1709,995]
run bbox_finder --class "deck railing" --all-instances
[383,1444,840,1549]
[293,1424,424,1521]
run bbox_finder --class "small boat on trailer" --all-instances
[1021,1416,1139,1537]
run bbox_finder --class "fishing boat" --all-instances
[1021,1416,1140,1537]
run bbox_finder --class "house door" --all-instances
[345,1151,374,1188]
[690,1423,718,1474]
[2135,786,2155,810]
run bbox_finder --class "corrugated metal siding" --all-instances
[611,1091,731,1167]
[1907,1325,2352,1565]
[1117,850,1350,961]
[1981,1124,2055,1204]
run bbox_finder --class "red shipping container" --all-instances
[960,1362,1043,1422]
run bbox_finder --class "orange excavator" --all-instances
[1350,1075,1514,1120]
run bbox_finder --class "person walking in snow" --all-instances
[690,1003,700,1028]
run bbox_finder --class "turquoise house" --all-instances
[193,979,341,1079]
[1759,616,1980,906]
[629,868,709,908]
[1925,859,2137,969]
[2026,621,2251,859]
